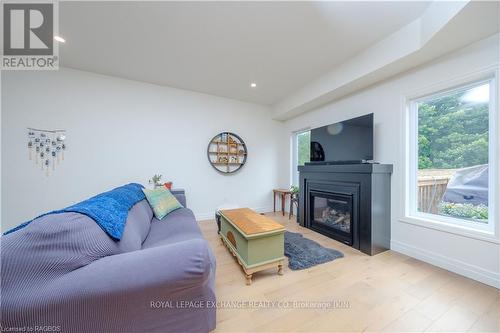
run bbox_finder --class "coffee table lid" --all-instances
[219,208,285,236]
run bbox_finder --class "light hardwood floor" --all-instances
[199,212,499,333]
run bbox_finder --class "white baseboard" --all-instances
[195,212,217,221]
[391,240,500,289]
[195,205,275,222]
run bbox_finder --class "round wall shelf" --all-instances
[207,132,247,174]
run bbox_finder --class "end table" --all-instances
[273,189,291,216]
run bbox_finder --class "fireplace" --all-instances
[298,163,392,255]
[310,191,354,245]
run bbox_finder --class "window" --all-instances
[408,80,494,231]
[292,130,310,185]
[297,131,310,167]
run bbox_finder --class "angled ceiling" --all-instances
[59,1,431,105]
[272,0,500,120]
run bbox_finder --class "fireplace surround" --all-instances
[298,163,392,255]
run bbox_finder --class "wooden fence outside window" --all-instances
[417,170,455,214]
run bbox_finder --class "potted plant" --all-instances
[149,174,174,190]
[149,174,162,188]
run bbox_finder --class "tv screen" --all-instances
[309,113,373,163]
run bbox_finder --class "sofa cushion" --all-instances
[141,208,203,248]
[2,212,126,279]
[3,200,154,264]
[119,199,153,251]
[142,188,183,220]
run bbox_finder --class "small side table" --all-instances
[273,189,291,216]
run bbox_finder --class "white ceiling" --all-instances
[59,1,431,105]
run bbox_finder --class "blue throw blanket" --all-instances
[4,183,145,240]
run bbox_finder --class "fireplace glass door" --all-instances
[310,191,353,245]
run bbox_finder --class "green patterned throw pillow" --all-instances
[142,188,183,220]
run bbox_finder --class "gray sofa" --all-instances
[1,189,216,333]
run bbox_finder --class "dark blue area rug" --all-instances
[284,231,344,270]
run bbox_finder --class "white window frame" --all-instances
[291,128,310,186]
[401,67,499,243]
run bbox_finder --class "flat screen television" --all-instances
[308,113,373,164]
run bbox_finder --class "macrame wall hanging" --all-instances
[27,127,67,176]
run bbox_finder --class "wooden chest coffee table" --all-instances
[219,208,286,285]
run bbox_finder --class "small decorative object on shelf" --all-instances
[218,156,229,163]
[207,132,247,174]
[27,127,67,177]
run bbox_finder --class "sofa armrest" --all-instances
[171,188,186,207]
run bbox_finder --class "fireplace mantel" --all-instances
[298,163,393,255]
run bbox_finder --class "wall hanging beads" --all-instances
[27,127,67,177]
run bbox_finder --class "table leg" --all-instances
[245,273,252,285]
[278,264,284,275]
[273,192,276,212]
[281,194,285,216]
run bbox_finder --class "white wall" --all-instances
[284,34,500,288]
[1,68,288,231]
[2,33,498,290]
